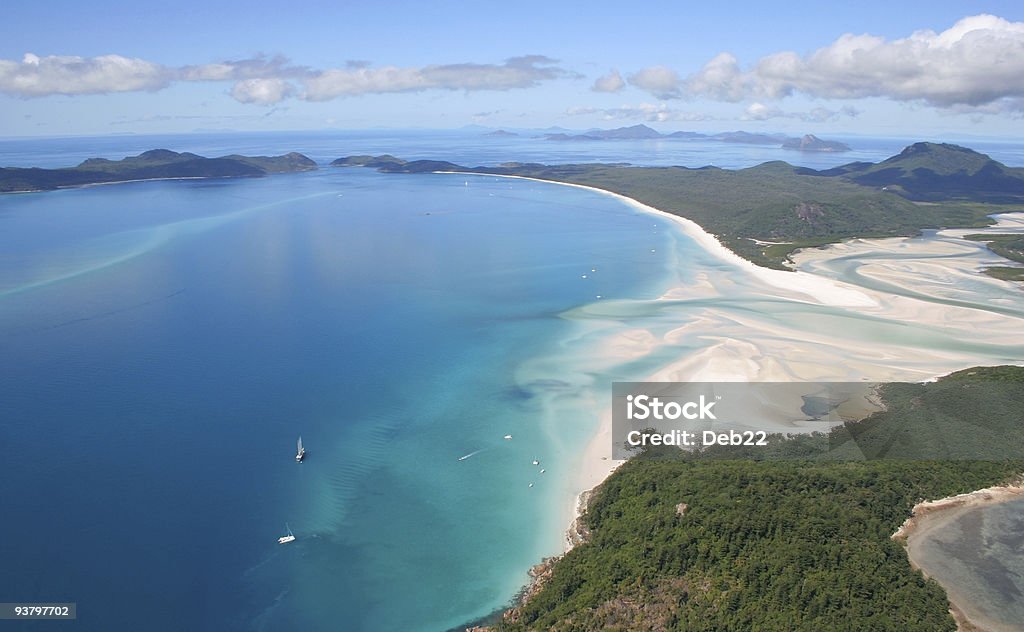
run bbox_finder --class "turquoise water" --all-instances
[4,133,1024,631]
[0,166,680,630]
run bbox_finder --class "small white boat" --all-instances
[503,434,513,440]
[532,458,540,466]
[295,436,306,462]
[278,523,296,545]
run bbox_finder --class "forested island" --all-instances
[0,149,317,192]
[334,142,1024,269]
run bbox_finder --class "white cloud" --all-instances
[303,56,566,101]
[0,53,569,105]
[0,53,169,96]
[592,69,624,93]
[628,66,682,99]
[683,53,749,101]
[745,14,1024,110]
[179,55,306,82]
[230,78,295,105]
[631,14,1024,112]
[567,102,713,122]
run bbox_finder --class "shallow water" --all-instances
[908,499,1024,632]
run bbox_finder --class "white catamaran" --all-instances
[295,436,305,462]
[278,523,295,545]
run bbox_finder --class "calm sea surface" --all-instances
[2,131,1023,630]
[0,152,679,631]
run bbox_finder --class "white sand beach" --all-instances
[455,173,1024,554]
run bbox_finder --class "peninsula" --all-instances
[0,149,317,193]
[333,142,1024,269]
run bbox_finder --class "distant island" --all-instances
[483,130,519,138]
[0,149,317,193]
[715,130,790,145]
[333,142,1024,269]
[782,134,851,152]
[6,142,1022,275]
[540,124,850,152]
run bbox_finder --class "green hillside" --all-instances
[338,142,1021,269]
[819,143,1024,203]
[494,367,1024,632]
[0,149,317,192]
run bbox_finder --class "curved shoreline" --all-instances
[450,170,884,552]
[447,171,1024,631]
[893,482,1024,632]
[451,170,1024,542]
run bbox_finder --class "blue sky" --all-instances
[2,0,1023,138]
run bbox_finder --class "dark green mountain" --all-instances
[329,154,407,168]
[816,142,1024,202]
[219,152,317,173]
[0,149,317,193]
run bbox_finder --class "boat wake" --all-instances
[457,448,487,461]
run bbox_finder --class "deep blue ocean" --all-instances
[0,138,680,631]
[2,130,1023,630]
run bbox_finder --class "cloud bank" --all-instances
[630,14,1024,112]
[0,53,569,104]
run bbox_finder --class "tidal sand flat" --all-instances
[486,180,1024,543]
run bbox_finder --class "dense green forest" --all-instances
[493,367,1024,632]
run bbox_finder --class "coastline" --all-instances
[456,171,872,554]
[893,482,1024,632]
[893,482,1024,543]
[449,171,1024,631]
[453,171,1024,545]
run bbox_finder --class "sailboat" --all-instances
[278,523,295,545]
[295,436,306,462]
